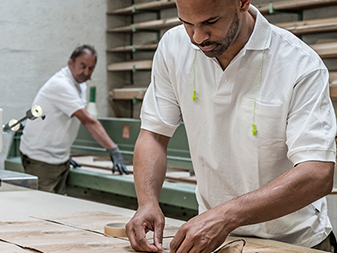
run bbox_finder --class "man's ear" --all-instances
[67,58,73,68]
[240,0,251,12]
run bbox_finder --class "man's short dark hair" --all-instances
[70,44,97,63]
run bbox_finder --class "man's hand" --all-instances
[126,203,165,252]
[170,206,231,253]
[107,146,129,175]
[69,156,81,168]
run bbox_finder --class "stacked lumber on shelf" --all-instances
[107,60,153,72]
[330,72,337,100]
[257,0,337,14]
[107,17,181,33]
[276,17,337,35]
[107,0,337,102]
[311,41,337,58]
[109,87,148,100]
[107,0,176,15]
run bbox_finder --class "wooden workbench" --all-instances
[0,182,326,252]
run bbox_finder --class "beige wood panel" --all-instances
[107,0,176,15]
[71,156,197,184]
[107,17,181,33]
[109,87,148,100]
[329,72,337,100]
[257,0,337,14]
[0,240,32,252]
[0,211,325,253]
[310,42,337,58]
[0,187,326,253]
[107,43,158,53]
[107,60,153,71]
[276,17,337,35]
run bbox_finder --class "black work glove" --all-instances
[69,156,81,168]
[107,146,129,175]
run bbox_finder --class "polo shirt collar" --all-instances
[245,5,271,51]
[64,66,82,94]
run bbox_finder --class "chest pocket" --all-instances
[241,97,286,140]
[239,97,288,165]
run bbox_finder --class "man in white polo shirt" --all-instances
[20,44,128,194]
[125,0,337,252]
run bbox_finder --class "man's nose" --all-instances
[193,26,209,45]
[83,68,90,76]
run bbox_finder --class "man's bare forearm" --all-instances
[74,108,116,149]
[219,161,334,232]
[84,119,116,149]
[133,130,170,207]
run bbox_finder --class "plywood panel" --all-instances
[0,211,325,252]
[257,0,337,14]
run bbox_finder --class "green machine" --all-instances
[5,118,198,220]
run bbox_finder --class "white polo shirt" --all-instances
[140,5,336,247]
[20,66,86,164]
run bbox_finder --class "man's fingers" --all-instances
[153,221,164,251]
[117,164,123,175]
[127,229,147,252]
[115,164,129,175]
[122,164,129,175]
[130,224,160,252]
[170,227,187,253]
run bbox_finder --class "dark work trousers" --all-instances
[20,152,70,195]
[312,232,337,253]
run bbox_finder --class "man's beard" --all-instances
[193,12,240,58]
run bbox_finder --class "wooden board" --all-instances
[0,211,324,253]
[107,15,337,36]
[71,156,197,184]
[310,42,337,58]
[257,0,337,14]
[107,17,181,33]
[0,241,32,252]
[109,87,147,100]
[107,0,176,16]
[107,60,153,71]
[329,72,337,100]
[276,17,337,35]
[107,43,158,53]
[330,71,337,84]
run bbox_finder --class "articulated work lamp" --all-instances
[1,105,45,151]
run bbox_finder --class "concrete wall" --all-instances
[0,0,111,169]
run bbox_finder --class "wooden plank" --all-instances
[71,156,197,184]
[107,43,158,53]
[276,17,337,35]
[108,41,337,57]
[107,17,181,33]
[330,72,337,100]
[330,71,337,83]
[0,210,324,253]
[107,16,337,35]
[107,0,176,15]
[107,14,337,37]
[257,0,337,15]
[310,42,337,58]
[107,60,153,71]
[109,87,147,100]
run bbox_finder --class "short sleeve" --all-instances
[286,69,336,165]
[140,32,182,137]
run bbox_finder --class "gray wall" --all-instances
[0,0,111,168]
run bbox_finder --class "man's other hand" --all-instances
[108,146,129,175]
[69,156,81,168]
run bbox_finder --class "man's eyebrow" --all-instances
[178,16,220,25]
